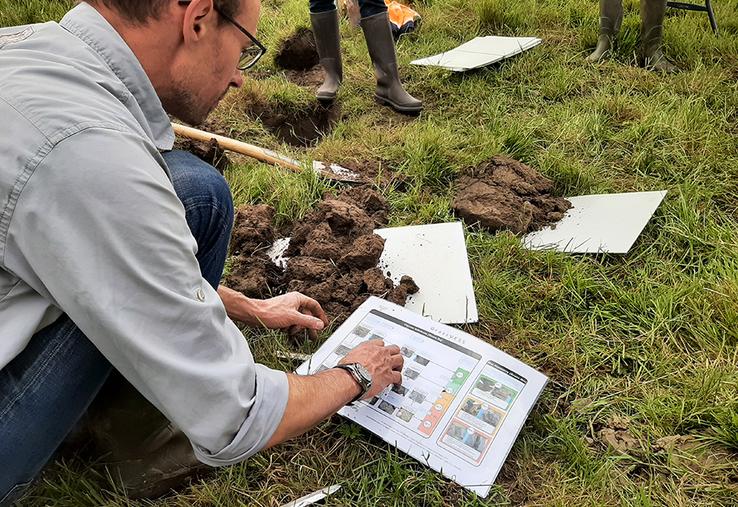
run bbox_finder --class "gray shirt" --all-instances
[0,3,288,465]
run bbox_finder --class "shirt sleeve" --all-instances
[5,126,288,465]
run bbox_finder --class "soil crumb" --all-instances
[226,205,282,298]
[225,187,418,324]
[597,416,640,454]
[172,136,230,174]
[452,156,571,234]
[246,95,340,147]
[274,28,319,71]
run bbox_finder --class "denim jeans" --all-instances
[0,151,233,505]
[309,0,386,18]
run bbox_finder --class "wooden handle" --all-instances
[171,122,303,173]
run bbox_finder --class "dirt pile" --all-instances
[452,156,571,234]
[225,187,418,324]
[274,28,319,71]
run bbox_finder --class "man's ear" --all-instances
[181,0,217,43]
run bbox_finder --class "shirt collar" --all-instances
[60,2,174,150]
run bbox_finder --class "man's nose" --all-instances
[230,69,243,89]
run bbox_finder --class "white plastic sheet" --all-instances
[411,36,542,72]
[375,222,478,324]
[523,191,667,254]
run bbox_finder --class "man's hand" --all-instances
[339,339,403,399]
[217,286,328,336]
[264,339,404,449]
[254,292,329,335]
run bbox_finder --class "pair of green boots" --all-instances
[311,10,422,115]
[587,0,677,72]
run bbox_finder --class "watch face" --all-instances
[355,364,372,385]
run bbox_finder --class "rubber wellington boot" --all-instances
[360,12,422,115]
[640,0,677,72]
[85,374,208,499]
[586,0,623,62]
[310,9,343,103]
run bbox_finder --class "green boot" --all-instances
[360,12,422,115]
[86,374,209,499]
[310,9,343,103]
[586,0,623,62]
[640,0,677,72]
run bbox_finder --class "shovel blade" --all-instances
[312,160,364,183]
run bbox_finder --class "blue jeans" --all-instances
[0,151,233,505]
[309,0,386,18]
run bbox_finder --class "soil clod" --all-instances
[172,136,230,174]
[225,187,416,324]
[452,156,571,234]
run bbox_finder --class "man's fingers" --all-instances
[297,293,329,326]
[289,310,325,331]
[391,371,403,385]
[385,344,401,355]
[391,353,404,370]
[366,338,385,347]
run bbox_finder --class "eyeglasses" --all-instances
[178,1,266,70]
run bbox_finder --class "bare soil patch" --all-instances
[225,187,418,324]
[452,156,571,234]
[246,97,340,147]
[274,28,327,88]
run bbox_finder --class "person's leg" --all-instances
[163,149,234,289]
[639,0,676,72]
[359,4,422,115]
[309,1,343,103]
[0,317,113,505]
[357,0,386,18]
[308,0,335,14]
[0,152,233,504]
[586,0,623,62]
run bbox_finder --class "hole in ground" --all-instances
[247,97,340,147]
[274,27,319,71]
[274,27,325,88]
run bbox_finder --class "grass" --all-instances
[1,0,737,505]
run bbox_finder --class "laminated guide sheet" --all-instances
[375,222,478,324]
[297,297,548,497]
[523,190,667,254]
[411,36,542,71]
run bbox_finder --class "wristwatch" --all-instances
[334,363,372,405]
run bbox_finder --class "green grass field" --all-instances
[2,0,737,505]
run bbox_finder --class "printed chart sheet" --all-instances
[297,297,548,497]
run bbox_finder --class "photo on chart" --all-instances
[457,395,504,436]
[438,418,492,465]
[469,361,526,412]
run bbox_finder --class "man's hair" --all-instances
[85,0,241,25]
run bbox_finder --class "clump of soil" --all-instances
[274,28,319,71]
[226,205,283,298]
[224,187,419,324]
[246,96,340,147]
[596,416,641,454]
[172,136,230,174]
[452,156,571,234]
